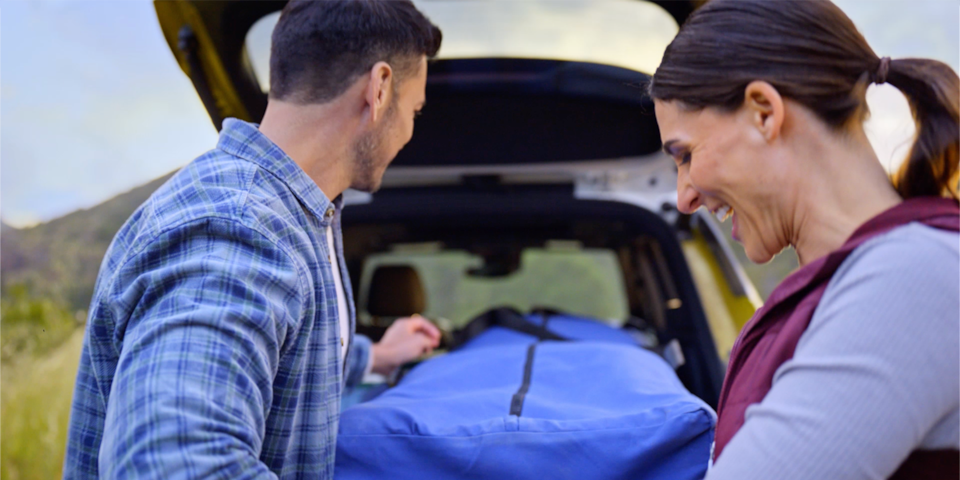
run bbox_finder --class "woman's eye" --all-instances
[680,152,692,165]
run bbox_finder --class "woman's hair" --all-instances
[649,0,958,199]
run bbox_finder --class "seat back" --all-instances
[366,265,426,318]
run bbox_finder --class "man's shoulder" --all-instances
[87,147,317,339]
[107,148,311,271]
[111,150,251,252]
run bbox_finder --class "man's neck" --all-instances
[258,99,356,201]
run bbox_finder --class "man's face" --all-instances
[351,56,428,192]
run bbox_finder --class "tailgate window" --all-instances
[246,1,679,93]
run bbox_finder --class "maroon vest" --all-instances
[714,197,960,478]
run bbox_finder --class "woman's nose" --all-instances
[676,169,702,214]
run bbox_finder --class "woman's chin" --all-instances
[743,239,777,265]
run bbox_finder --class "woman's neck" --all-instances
[788,129,903,266]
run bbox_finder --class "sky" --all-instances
[1,0,958,228]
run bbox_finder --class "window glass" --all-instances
[245,1,679,93]
[358,245,630,329]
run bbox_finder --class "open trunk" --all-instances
[343,184,725,407]
[153,0,757,411]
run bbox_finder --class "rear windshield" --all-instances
[357,244,630,329]
[246,1,679,93]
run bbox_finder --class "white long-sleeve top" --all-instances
[708,222,959,480]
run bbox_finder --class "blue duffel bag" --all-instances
[336,311,716,480]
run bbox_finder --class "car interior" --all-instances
[343,184,724,407]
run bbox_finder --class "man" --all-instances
[63,1,443,478]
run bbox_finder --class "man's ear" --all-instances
[743,81,784,142]
[366,61,394,123]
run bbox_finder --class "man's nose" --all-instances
[676,169,702,215]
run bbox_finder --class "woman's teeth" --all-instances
[715,205,731,222]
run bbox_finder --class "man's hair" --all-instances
[269,0,442,104]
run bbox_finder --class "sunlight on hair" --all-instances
[864,84,916,174]
[833,0,958,175]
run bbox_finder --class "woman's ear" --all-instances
[743,81,784,142]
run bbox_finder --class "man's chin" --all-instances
[354,185,381,194]
[349,158,391,193]
[349,177,383,194]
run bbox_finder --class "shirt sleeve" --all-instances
[708,226,959,480]
[344,334,373,388]
[97,218,303,479]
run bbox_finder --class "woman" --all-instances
[648,1,959,479]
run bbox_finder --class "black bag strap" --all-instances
[447,307,684,369]
[450,307,568,350]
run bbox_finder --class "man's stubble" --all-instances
[350,99,398,193]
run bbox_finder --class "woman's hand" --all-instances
[370,315,442,375]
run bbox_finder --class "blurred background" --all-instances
[1,1,957,478]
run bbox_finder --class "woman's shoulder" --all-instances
[809,221,958,347]
[837,221,958,283]
[776,221,960,468]
[878,221,959,252]
[810,221,959,343]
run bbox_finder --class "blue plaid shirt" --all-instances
[64,119,372,479]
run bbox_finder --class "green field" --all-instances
[1,328,83,480]
[1,175,172,478]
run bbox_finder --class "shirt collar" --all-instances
[216,118,340,226]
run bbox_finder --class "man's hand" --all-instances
[370,315,442,375]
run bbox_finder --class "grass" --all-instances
[1,328,84,480]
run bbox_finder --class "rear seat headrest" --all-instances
[367,265,427,317]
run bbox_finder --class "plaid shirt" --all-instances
[63,119,371,479]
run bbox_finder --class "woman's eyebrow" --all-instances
[662,139,683,157]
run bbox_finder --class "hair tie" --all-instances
[874,56,891,85]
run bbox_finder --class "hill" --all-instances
[1,174,179,479]
[1,172,176,313]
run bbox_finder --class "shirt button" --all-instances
[325,207,335,219]
[340,338,344,346]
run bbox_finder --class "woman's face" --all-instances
[654,99,791,264]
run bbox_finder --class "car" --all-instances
[153,0,760,409]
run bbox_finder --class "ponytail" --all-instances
[650,0,959,200]
[885,58,959,200]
